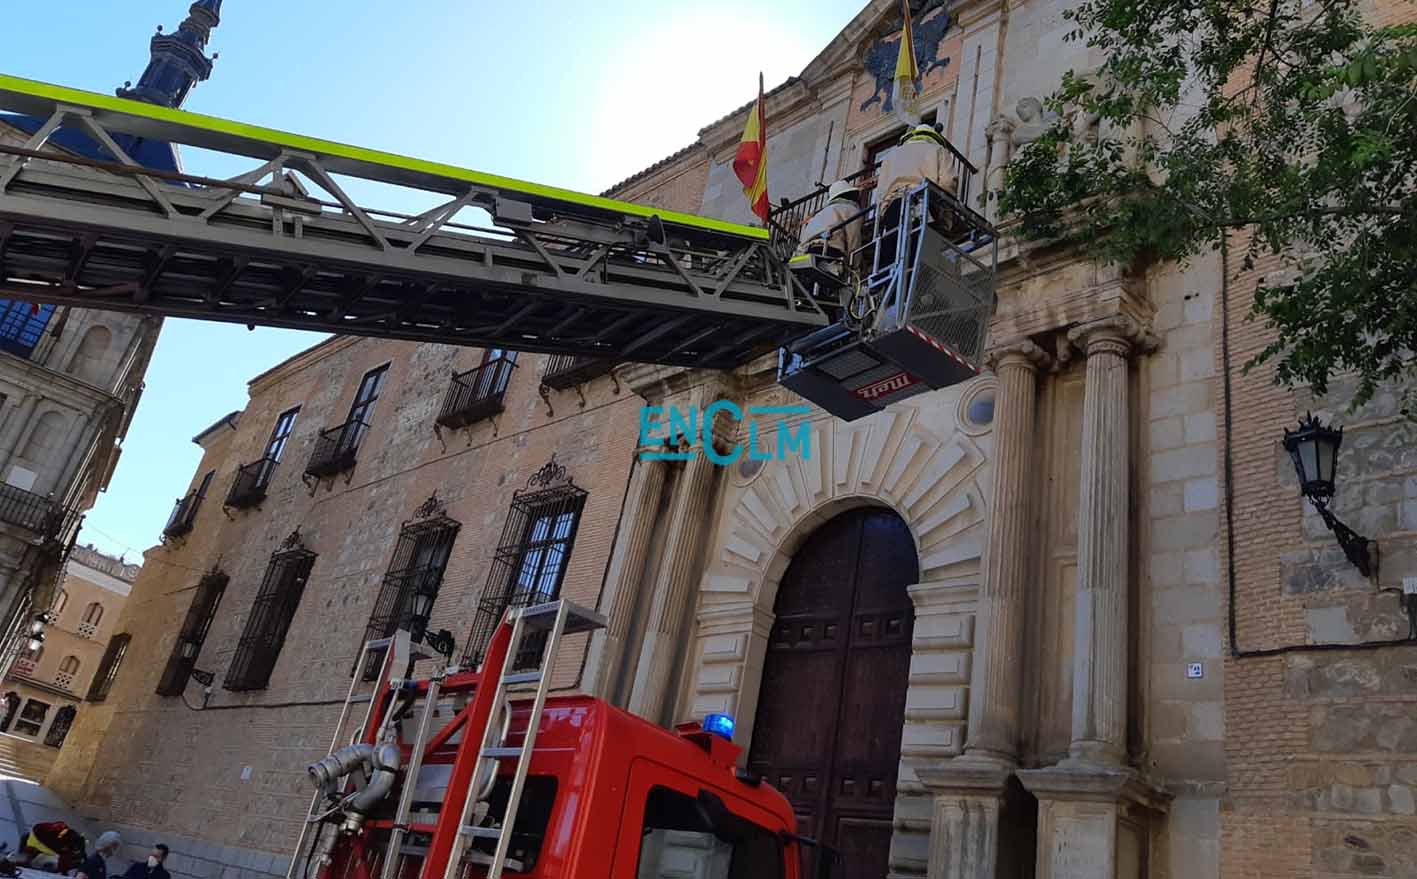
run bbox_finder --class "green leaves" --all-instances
[997,0,1417,412]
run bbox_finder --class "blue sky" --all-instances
[5,0,865,562]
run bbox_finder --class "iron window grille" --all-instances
[231,406,299,508]
[306,366,385,480]
[87,632,131,702]
[224,531,317,691]
[156,569,229,696]
[540,354,614,391]
[304,419,367,479]
[0,482,72,540]
[225,456,278,509]
[437,352,517,429]
[462,456,587,668]
[163,470,213,541]
[356,494,460,679]
[0,299,56,359]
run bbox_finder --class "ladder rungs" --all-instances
[460,826,502,839]
[502,671,542,685]
[481,746,524,759]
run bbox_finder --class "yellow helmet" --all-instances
[902,123,948,147]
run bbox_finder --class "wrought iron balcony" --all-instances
[540,353,614,390]
[305,419,366,479]
[225,456,278,509]
[437,356,515,429]
[163,491,202,540]
[0,482,74,542]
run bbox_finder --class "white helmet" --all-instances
[827,180,860,202]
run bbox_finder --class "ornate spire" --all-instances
[117,1,222,109]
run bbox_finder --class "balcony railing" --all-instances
[305,419,366,479]
[437,356,515,429]
[225,456,278,509]
[540,353,614,390]
[0,483,72,541]
[162,491,202,540]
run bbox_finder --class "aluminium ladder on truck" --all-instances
[0,74,998,420]
[293,601,605,879]
[0,74,828,370]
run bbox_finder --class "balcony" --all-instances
[305,419,366,479]
[0,482,74,542]
[225,456,278,509]
[162,491,201,540]
[540,353,614,391]
[436,356,515,429]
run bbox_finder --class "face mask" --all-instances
[147,858,159,868]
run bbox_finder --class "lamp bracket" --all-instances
[1309,498,1376,579]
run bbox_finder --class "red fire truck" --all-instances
[293,601,834,879]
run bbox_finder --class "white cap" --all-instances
[827,180,859,202]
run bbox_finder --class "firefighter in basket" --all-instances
[873,123,958,270]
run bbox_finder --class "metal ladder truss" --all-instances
[0,75,830,370]
[446,600,605,879]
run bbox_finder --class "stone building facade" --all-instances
[46,0,1417,877]
[0,544,136,745]
[0,0,224,679]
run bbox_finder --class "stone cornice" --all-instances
[917,756,1014,797]
[1016,762,1173,813]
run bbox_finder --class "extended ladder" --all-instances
[445,600,605,879]
[0,74,828,370]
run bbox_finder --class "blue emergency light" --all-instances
[702,713,736,740]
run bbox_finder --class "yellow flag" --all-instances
[892,0,919,113]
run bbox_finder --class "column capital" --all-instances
[1066,314,1160,359]
[984,338,1052,373]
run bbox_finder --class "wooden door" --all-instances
[748,508,917,879]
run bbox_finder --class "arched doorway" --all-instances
[748,507,918,879]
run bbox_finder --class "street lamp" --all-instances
[1282,413,1375,577]
[406,572,440,643]
[26,612,54,652]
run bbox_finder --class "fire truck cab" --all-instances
[299,602,827,879]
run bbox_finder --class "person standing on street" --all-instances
[121,844,169,879]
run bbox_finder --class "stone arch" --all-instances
[687,397,993,875]
[68,324,113,385]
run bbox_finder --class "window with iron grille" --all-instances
[225,532,317,692]
[87,632,131,702]
[357,495,460,678]
[156,570,229,697]
[462,457,587,667]
[0,300,56,359]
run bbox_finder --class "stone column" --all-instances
[589,454,668,705]
[1066,316,1145,764]
[0,394,39,472]
[964,340,1049,764]
[627,448,718,726]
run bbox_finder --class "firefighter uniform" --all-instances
[874,125,958,264]
[796,180,864,262]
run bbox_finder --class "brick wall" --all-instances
[1219,214,1417,877]
[48,338,639,856]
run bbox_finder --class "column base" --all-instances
[918,757,1029,879]
[1016,762,1171,879]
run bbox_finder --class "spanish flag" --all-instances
[733,73,770,223]
[891,0,920,114]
